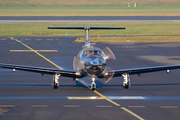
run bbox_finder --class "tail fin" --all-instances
[48,25,126,47]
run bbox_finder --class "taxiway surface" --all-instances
[1,16,180,20]
[0,16,180,23]
[0,36,180,120]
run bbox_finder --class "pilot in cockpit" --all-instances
[95,50,101,55]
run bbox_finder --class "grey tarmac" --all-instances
[0,36,180,120]
[0,16,180,23]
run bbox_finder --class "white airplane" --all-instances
[1,25,180,91]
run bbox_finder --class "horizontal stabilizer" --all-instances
[48,27,84,29]
[48,26,126,30]
[89,27,126,29]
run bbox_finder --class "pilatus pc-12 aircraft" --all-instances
[1,25,180,90]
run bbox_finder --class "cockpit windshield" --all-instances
[80,47,105,59]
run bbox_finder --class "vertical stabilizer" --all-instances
[84,25,90,46]
[48,25,125,48]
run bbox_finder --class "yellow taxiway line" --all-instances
[161,106,178,108]
[0,105,15,107]
[121,107,145,120]
[63,105,79,108]
[10,50,58,52]
[11,37,144,120]
[31,105,47,108]
[14,38,62,70]
[93,90,121,106]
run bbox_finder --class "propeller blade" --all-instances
[104,67,115,83]
[103,47,116,60]
[73,56,77,70]
[73,56,84,70]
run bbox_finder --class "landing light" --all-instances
[105,72,108,75]
[76,72,81,75]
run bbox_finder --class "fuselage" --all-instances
[75,47,107,78]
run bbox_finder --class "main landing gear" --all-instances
[52,74,60,89]
[122,73,130,89]
[91,77,96,91]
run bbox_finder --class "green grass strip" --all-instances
[0,22,180,36]
[75,36,180,43]
[0,6,180,16]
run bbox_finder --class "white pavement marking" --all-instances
[108,96,145,100]
[68,96,103,100]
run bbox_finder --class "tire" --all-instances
[53,80,58,89]
[92,88,95,91]
[124,82,129,89]
[91,84,95,91]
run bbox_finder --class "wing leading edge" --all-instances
[110,64,180,77]
[0,63,81,78]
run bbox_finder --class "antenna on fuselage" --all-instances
[48,25,126,46]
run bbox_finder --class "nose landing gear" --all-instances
[91,77,96,91]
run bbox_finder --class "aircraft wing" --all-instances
[0,63,80,78]
[110,64,180,77]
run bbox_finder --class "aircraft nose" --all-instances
[91,60,99,66]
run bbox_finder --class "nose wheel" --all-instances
[91,77,96,91]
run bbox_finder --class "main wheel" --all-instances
[52,80,58,89]
[124,82,129,89]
